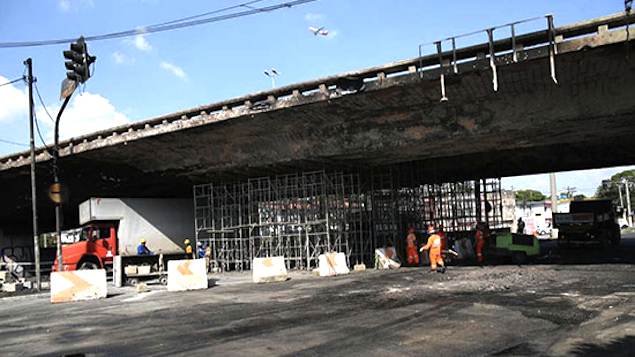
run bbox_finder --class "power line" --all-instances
[33,109,53,155]
[0,0,317,48]
[0,138,28,147]
[33,82,55,123]
[0,76,25,87]
[153,0,266,27]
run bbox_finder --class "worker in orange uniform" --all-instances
[475,223,486,265]
[405,227,419,266]
[420,226,445,273]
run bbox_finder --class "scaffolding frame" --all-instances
[194,169,506,272]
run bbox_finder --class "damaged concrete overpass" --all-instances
[2,13,635,235]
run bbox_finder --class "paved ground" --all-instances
[1,236,634,356]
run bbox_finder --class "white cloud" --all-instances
[160,62,187,80]
[39,92,129,140]
[325,29,338,40]
[133,34,152,51]
[59,0,71,11]
[0,75,28,123]
[58,0,94,12]
[112,51,133,64]
[304,13,324,22]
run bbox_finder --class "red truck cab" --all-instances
[53,223,117,271]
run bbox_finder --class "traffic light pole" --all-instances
[54,94,72,271]
[24,58,41,290]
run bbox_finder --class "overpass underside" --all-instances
[2,17,635,236]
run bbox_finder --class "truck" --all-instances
[553,199,621,247]
[53,198,195,285]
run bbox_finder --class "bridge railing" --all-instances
[2,11,635,167]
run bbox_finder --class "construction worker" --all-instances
[475,223,486,265]
[517,218,526,234]
[184,239,193,259]
[405,227,419,265]
[137,239,152,256]
[197,241,206,259]
[420,225,445,273]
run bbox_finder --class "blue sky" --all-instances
[0,0,632,196]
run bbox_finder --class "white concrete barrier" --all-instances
[50,269,107,304]
[318,252,350,277]
[375,248,401,270]
[252,256,288,283]
[167,259,208,292]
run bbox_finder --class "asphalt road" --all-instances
[1,236,634,356]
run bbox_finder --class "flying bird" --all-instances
[308,26,329,36]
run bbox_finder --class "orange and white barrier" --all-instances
[318,252,350,277]
[50,269,107,304]
[167,259,208,292]
[252,257,288,283]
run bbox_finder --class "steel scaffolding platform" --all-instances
[194,169,505,272]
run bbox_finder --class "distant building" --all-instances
[505,192,571,235]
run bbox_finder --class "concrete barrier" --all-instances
[50,269,107,304]
[318,252,350,277]
[375,248,401,270]
[167,259,208,292]
[252,257,288,283]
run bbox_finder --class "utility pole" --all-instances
[625,178,633,227]
[24,58,40,290]
[550,173,558,238]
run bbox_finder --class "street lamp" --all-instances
[264,68,279,88]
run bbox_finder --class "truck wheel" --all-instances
[126,278,139,286]
[78,262,99,270]
[512,252,527,265]
[159,276,167,286]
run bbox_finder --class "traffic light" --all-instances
[63,36,96,83]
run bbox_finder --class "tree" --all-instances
[515,189,547,202]
[595,169,635,206]
[573,194,587,201]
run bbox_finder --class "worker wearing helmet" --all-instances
[475,223,486,265]
[197,241,206,259]
[420,225,445,273]
[137,239,152,256]
[405,227,419,265]
[184,239,193,259]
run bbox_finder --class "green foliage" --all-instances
[515,189,547,202]
[573,194,586,201]
[595,169,635,205]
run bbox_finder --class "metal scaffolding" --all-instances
[194,169,505,272]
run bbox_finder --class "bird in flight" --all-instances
[308,26,329,36]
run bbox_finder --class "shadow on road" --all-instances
[570,335,635,357]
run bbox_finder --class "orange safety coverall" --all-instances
[406,233,419,265]
[475,230,485,264]
[422,234,444,270]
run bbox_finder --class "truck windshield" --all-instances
[79,227,110,241]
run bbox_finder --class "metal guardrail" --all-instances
[1,11,634,167]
